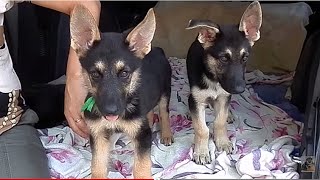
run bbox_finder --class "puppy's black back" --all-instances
[131,47,171,118]
[186,39,208,89]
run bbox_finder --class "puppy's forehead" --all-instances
[217,25,251,51]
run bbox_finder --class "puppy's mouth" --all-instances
[105,115,119,121]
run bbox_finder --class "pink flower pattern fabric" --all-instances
[37,57,302,179]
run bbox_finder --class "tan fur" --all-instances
[133,144,152,178]
[88,117,143,138]
[159,96,173,145]
[206,55,225,75]
[192,77,229,104]
[91,129,111,178]
[191,104,211,164]
[240,48,246,56]
[126,68,141,95]
[95,61,106,72]
[87,117,145,178]
[212,95,233,153]
[115,60,125,72]
[147,110,154,128]
[225,48,232,57]
[82,70,97,94]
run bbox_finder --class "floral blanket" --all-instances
[38,57,302,179]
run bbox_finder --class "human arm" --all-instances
[31,1,101,138]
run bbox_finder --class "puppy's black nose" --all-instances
[233,85,245,94]
[104,104,119,115]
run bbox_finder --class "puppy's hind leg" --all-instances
[133,123,152,179]
[147,110,154,128]
[189,95,211,164]
[159,93,174,146]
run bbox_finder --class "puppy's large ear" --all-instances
[126,8,156,59]
[70,4,101,57]
[239,1,262,44]
[186,20,220,48]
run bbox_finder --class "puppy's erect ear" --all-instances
[239,1,262,44]
[186,20,220,48]
[126,8,156,59]
[70,4,101,57]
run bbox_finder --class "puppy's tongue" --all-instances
[105,115,119,121]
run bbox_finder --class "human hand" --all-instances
[64,70,90,139]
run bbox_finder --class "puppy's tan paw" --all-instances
[215,136,233,154]
[91,172,106,179]
[160,131,174,146]
[192,145,211,165]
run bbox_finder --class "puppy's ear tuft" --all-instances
[70,4,101,57]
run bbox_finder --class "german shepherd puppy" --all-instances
[69,5,173,178]
[186,1,262,164]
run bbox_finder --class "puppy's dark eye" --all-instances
[242,55,249,63]
[119,70,129,78]
[91,72,101,79]
[219,56,228,64]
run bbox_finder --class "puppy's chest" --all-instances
[88,118,142,137]
[191,77,229,103]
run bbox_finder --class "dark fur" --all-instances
[70,6,172,178]
[187,25,251,94]
[186,1,262,165]
[81,35,171,122]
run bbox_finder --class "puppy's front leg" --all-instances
[189,95,211,164]
[90,129,112,178]
[213,95,233,153]
[133,124,152,179]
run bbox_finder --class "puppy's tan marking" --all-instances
[87,117,143,139]
[206,55,224,75]
[133,143,152,178]
[95,61,106,72]
[159,96,173,145]
[82,69,97,94]
[87,118,144,178]
[225,48,232,57]
[240,48,246,56]
[115,60,125,72]
[126,68,141,95]
[213,95,232,153]
[90,129,111,178]
[147,110,154,128]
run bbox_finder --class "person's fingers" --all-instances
[65,110,89,138]
[70,117,89,138]
[76,119,90,136]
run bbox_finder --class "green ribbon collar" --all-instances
[81,97,95,112]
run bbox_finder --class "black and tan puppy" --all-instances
[69,5,173,178]
[186,1,262,164]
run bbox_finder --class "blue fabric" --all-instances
[252,84,304,122]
